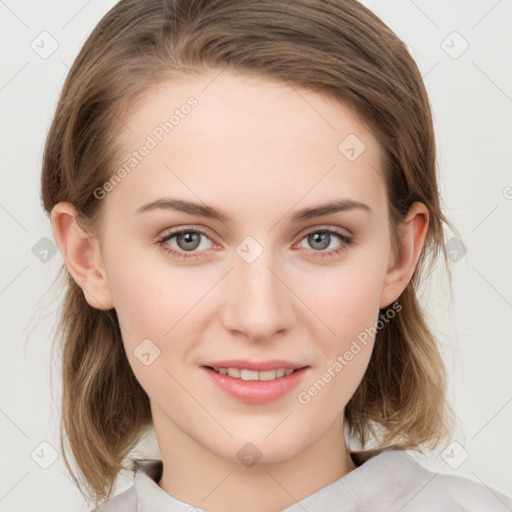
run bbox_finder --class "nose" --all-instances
[221,246,294,341]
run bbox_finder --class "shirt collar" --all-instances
[132,446,406,512]
[133,459,195,511]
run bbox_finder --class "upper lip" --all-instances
[202,359,309,371]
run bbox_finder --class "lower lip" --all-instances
[201,366,309,404]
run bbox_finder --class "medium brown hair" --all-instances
[41,0,457,505]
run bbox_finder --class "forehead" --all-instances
[105,70,387,224]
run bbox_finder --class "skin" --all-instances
[51,70,428,512]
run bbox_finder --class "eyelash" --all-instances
[156,227,353,261]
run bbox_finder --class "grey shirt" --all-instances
[92,446,512,511]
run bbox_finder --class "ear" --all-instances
[50,202,114,310]
[379,202,429,309]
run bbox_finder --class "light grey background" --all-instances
[1,1,511,510]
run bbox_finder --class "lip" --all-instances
[201,359,307,371]
[201,364,310,404]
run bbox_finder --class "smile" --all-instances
[209,367,296,381]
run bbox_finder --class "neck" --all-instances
[154,410,356,512]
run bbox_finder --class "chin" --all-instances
[213,432,310,466]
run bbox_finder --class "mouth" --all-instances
[201,363,310,404]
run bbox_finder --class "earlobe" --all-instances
[50,202,114,310]
[379,202,429,309]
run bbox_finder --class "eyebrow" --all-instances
[135,197,371,223]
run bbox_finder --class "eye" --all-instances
[156,228,214,260]
[295,228,353,259]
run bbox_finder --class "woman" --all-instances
[41,0,512,510]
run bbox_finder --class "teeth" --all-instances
[227,368,240,378]
[213,367,298,381]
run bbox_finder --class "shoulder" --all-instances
[409,467,512,511]
[89,485,136,511]
[358,448,512,511]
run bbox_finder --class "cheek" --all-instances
[104,247,214,396]
[310,259,385,341]
[300,257,385,400]
[105,242,202,338]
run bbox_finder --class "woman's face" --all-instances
[96,70,404,464]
